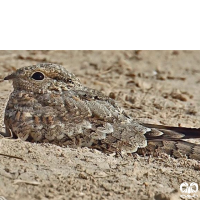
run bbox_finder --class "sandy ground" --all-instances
[1,50,200,200]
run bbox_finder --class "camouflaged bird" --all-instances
[3,63,200,160]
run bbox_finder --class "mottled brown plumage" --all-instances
[3,63,200,159]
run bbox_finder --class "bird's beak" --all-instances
[4,73,17,80]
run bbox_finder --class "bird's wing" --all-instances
[63,88,130,123]
[61,88,150,153]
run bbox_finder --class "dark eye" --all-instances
[67,78,73,83]
[31,72,45,80]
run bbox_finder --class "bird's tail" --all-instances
[138,124,200,160]
[144,123,200,141]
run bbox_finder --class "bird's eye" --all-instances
[67,78,73,83]
[31,72,45,80]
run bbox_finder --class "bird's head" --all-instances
[4,63,82,94]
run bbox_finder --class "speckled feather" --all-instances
[3,63,200,159]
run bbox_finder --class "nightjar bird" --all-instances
[3,63,200,159]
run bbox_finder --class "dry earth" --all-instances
[1,50,200,200]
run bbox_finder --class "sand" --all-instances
[0,50,200,200]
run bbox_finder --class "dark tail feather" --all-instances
[143,123,200,141]
[139,124,200,160]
